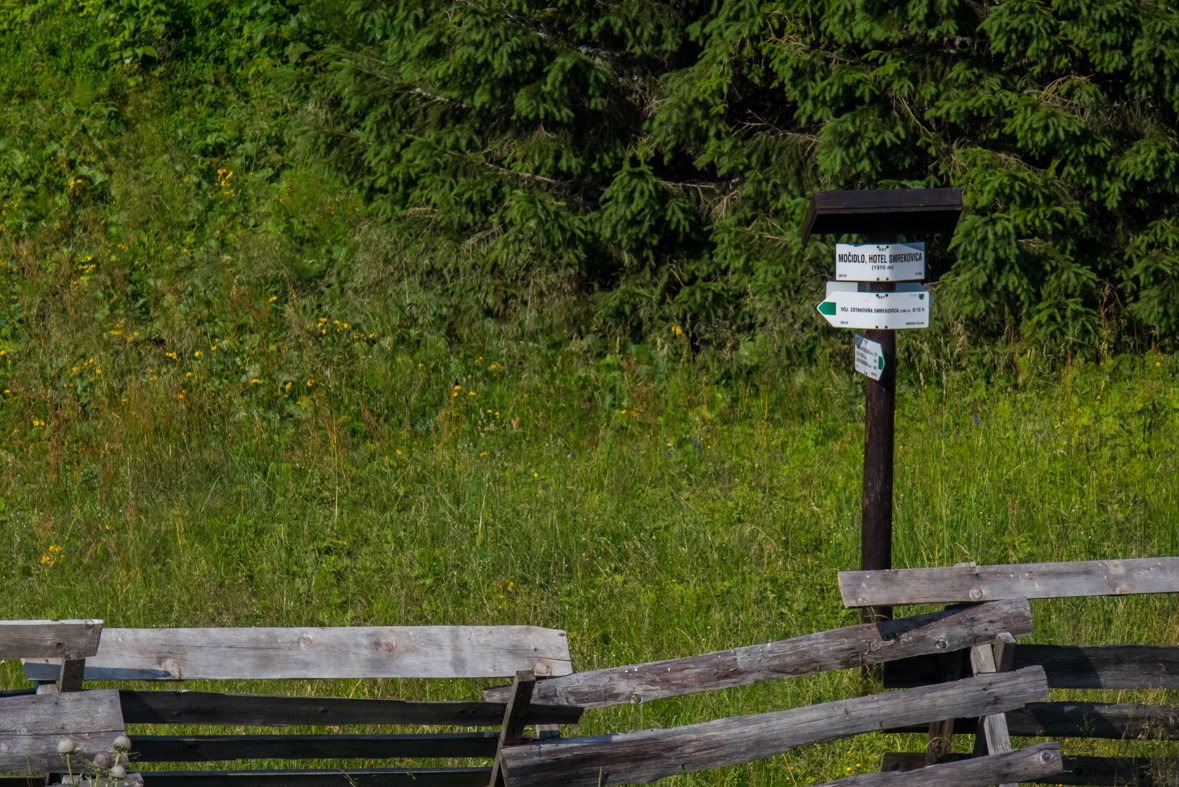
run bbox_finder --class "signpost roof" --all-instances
[801,187,963,247]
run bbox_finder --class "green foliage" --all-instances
[300,0,1179,351]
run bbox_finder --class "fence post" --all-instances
[490,670,535,787]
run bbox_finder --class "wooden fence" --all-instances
[0,600,1062,787]
[4,623,580,787]
[839,557,1179,786]
[485,597,1057,785]
[11,556,1174,786]
[22,625,574,681]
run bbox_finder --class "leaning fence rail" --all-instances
[485,597,1033,707]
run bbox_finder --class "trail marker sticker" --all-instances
[835,242,925,282]
[815,288,932,330]
[854,335,885,381]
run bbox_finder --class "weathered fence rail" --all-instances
[885,644,1179,689]
[0,690,125,772]
[498,668,1051,787]
[827,743,1062,787]
[130,768,494,786]
[0,620,103,660]
[485,597,1033,708]
[886,701,1179,739]
[132,732,501,761]
[24,625,572,681]
[839,557,1179,607]
[882,751,1179,787]
[115,690,580,727]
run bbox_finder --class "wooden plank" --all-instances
[0,689,125,772]
[970,640,1015,787]
[880,752,1177,786]
[994,632,1017,672]
[59,659,86,692]
[490,672,535,787]
[1048,756,1179,786]
[118,691,581,728]
[136,768,492,787]
[485,599,1033,708]
[534,724,559,740]
[0,777,49,787]
[24,626,571,681]
[971,642,993,758]
[886,645,1179,690]
[498,672,535,743]
[1007,702,1179,740]
[971,641,1012,755]
[925,648,964,764]
[1013,645,1179,689]
[498,667,1050,787]
[0,620,102,659]
[0,688,35,698]
[886,701,1179,739]
[801,188,963,245]
[132,732,499,761]
[840,557,1179,607]
[816,743,1061,787]
[881,751,969,770]
[884,650,962,688]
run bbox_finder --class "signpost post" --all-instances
[801,189,962,627]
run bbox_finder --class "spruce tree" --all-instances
[301,0,1179,349]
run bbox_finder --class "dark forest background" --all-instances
[3,0,1178,369]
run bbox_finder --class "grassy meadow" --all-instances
[2,268,1179,783]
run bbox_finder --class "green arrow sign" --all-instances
[854,334,885,381]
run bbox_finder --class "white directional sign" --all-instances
[816,284,932,330]
[835,242,925,282]
[854,334,885,381]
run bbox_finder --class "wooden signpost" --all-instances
[802,188,962,625]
